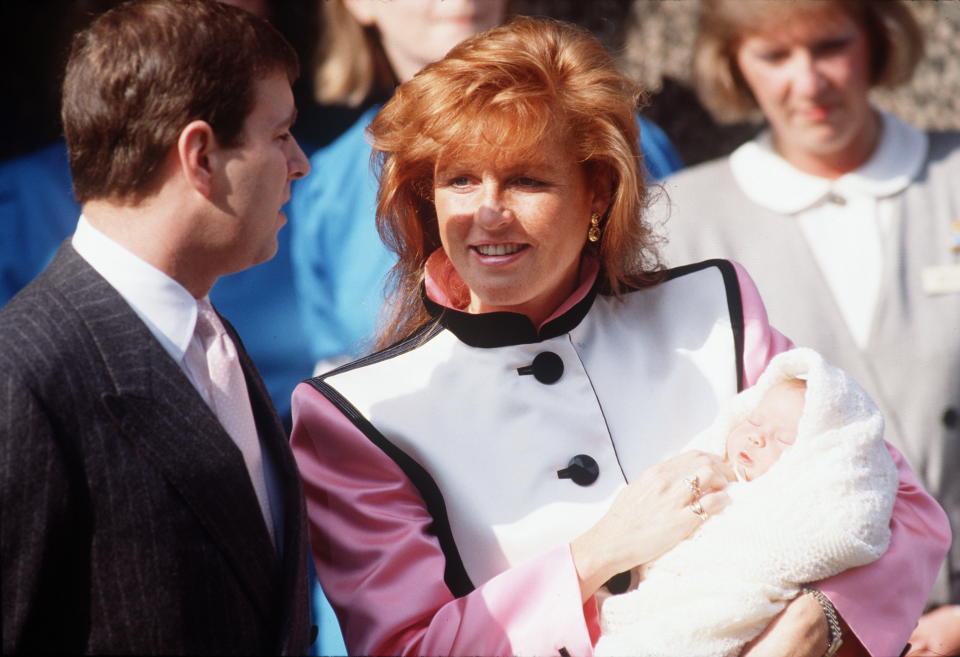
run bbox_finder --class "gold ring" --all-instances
[683,475,702,499]
[690,499,708,521]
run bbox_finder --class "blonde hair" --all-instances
[369,16,661,348]
[693,0,924,123]
[312,0,394,106]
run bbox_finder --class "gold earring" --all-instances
[587,213,602,243]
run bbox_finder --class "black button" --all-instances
[557,454,599,486]
[604,570,632,594]
[944,407,958,429]
[517,351,564,384]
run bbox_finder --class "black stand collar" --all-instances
[421,279,602,348]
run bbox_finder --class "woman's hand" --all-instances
[740,592,865,657]
[906,605,960,657]
[570,450,734,601]
[741,594,825,657]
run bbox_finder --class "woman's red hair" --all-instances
[369,16,662,348]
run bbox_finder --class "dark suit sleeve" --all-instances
[1,372,88,653]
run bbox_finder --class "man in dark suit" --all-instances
[0,1,313,653]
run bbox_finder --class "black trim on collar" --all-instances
[419,259,745,365]
[421,280,601,349]
[665,259,746,391]
[306,323,475,598]
[313,321,445,382]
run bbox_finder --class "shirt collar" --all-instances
[730,111,928,214]
[422,248,601,348]
[72,215,199,363]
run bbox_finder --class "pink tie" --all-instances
[194,299,275,546]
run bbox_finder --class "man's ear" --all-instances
[177,120,218,198]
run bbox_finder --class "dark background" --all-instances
[2,0,958,166]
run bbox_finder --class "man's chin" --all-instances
[248,238,280,269]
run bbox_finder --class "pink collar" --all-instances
[423,249,600,331]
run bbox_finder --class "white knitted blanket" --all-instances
[595,348,898,657]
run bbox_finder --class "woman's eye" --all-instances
[756,49,788,63]
[514,177,545,188]
[448,176,471,187]
[814,37,852,56]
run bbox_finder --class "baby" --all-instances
[724,377,806,483]
[595,348,899,657]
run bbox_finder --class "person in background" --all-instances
[657,2,959,654]
[0,0,312,652]
[292,17,948,656]
[288,0,682,374]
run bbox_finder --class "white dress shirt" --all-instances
[72,216,282,547]
[72,215,215,399]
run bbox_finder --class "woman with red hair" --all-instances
[292,17,948,657]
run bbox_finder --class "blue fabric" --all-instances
[289,106,388,367]
[637,115,685,182]
[0,141,314,421]
[289,107,684,366]
[307,556,347,656]
[0,143,80,304]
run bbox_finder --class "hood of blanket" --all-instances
[682,347,898,583]
[688,347,882,465]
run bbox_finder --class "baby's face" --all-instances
[725,380,806,481]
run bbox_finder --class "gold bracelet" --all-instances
[803,587,843,657]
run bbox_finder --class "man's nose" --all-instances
[289,138,311,180]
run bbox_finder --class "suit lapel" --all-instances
[227,318,311,652]
[47,244,280,623]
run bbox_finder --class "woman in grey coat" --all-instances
[657,2,960,654]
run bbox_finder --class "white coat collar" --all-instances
[729,111,928,214]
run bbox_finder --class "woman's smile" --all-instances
[471,242,528,259]
[433,136,605,324]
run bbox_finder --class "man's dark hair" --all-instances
[62,0,299,203]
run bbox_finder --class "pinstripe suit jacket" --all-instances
[0,243,311,655]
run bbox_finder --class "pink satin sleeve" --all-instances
[291,383,599,657]
[818,443,950,657]
[734,261,951,656]
[733,260,794,387]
